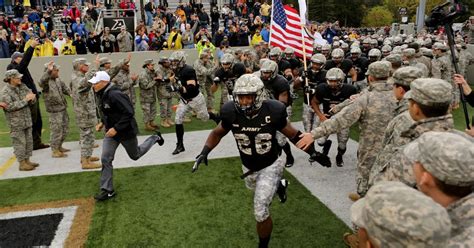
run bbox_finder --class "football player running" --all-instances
[192,74,330,248]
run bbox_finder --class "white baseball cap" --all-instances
[88,71,110,84]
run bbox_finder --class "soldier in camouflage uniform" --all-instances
[404,131,474,247]
[410,42,432,76]
[70,58,101,169]
[469,16,474,44]
[348,181,451,248]
[297,61,397,199]
[98,54,131,80]
[157,57,176,127]
[0,70,39,171]
[138,59,159,131]
[39,62,71,158]
[382,78,469,188]
[194,49,215,113]
[431,42,458,108]
[367,67,423,187]
[111,59,138,107]
[401,48,429,77]
[455,43,474,78]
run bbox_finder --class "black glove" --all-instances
[303,85,316,95]
[309,151,331,168]
[166,85,180,92]
[192,146,211,173]
[285,74,293,81]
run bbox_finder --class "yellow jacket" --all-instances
[40,41,54,57]
[167,31,182,50]
[60,40,76,55]
[251,34,263,46]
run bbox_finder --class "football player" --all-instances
[192,74,330,248]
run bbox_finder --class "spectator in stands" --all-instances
[87,31,102,54]
[4,0,13,15]
[194,26,211,43]
[101,26,116,51]
[119,0,135,17]
[117,26,133,52]
[83,15,96,33]
[28,8,41,24]
[196,36,215,54]
[210,6,219,35]
[144,0,154,27]
[53,32,66,54]
[260,23,269,42]
[260,1,271,23]
[43,12,53,34]
[64,16,74,38]
[60,36,76,55]
[238,24,250,46]
[251,29,262,46]
[213,27,225,47]
[167,26,182,50]
[73,33,87,54]
[0,34,10,58]
[68,3,81,21]
[182,21,198,49]
[135,24,149,51]
[13,1,24,21]
[39,36,54,56]
[149,31,164,50]
[86,3,99,22]
[197,7,210,29]
[72,17,88,39]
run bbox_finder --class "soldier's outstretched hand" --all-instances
[296,132,315,151]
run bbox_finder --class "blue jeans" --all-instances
[145,11,153,27]
[99,135,160,191]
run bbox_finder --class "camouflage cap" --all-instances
[404,78,451,106]
[383,54,402,64]
[43,62,60,70]
[99,57,112,66]
[432,42,447,51]
[403,131,474,187]
[4,69,23,82]
[388,66,423,87]
[402,48,416,58]
[365,61,391,78]
[143,59,154,67]
[420,48,433,57]
[351,181,451,248]
[72,58,90,69]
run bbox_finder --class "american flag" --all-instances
[269,0,313,58]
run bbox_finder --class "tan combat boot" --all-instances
[145,122,156,131]
[89,156,100,162]
[59,146,71,152]
[343,233,359,248]
[93,143,99,148]
[150,120,159,128]
[160,119,171,128]
[348,192,361,202]
[81,157,101,170]
[166,118,175,126]
[26,158,39,167]
[19,160,35,171]
[52,149,68,158]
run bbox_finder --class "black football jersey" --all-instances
[315,84,357,114]
[176,65,199,99]
[263,74,290,104]
[220,100,288,171]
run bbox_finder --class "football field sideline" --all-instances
[0,122,357,227]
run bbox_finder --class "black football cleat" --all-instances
[172,143,185,155]
[154,131,165,146]
[285,155,295,168]
[94,190,116,201]
[336,148,346,167]
[322,140,332,156]
[309,151,332,167]
[276,179,289,203]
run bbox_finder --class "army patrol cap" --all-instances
[43,62,60,70]
[402,48,416,58]
[99,57,112,66]
[351,181,451,248]
[365,61,391,78]
[4,69,23,82]
[404,131,474,187]
[432,42,447,51]
[143,59,154,68]
[383,54,402,65]
[388,66,423,87]
[72,58,91,68]
[404,78,451,106]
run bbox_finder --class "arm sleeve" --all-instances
[219,102,235,131]
[1,91,29,112]
[17,46,34,73]
[39,70,51,92]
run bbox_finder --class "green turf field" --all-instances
[0,157,350,247]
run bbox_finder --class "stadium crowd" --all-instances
[0,1,474,247]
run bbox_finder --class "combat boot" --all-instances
[59,146,71,153]
[52,149,68,158]
[348,192,361,202]
[26,158,39,167]
[81,157,101,170]
[89,156,100,162]
[336,148,346,167]
[160,119,171,128]
[183,116,192,123]
[150,121,159,128]
[145,122,156,131]
[322,140,332,156]
[19,160,35,171]
[93,143,99,148]
[166,118,175,126]
[343,233,359,248]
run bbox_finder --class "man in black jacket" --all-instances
[7,39,49,150]
[90,71,164,201]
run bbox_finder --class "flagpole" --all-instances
[300,23,310,105]
[268,0,275,46]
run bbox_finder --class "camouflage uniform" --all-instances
[402,48,429,77]
[242,154,285,222]
[39,64,70,151]
[310,62,397,195]
[0,70,35,162]
[469,16,474,44]
[431,44,458,105]
[99,57,127,81]
[112,67,137,107]
[351,181,451,247]
[193,54,215,110]
[457,47,474,78]
[70,59,97,158]
[368,67,423,187]
[138,60,158,125]
[402,131,474,247]
[156,62,174,121]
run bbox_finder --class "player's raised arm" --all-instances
[193,123,230,173]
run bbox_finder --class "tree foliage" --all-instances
[362,6,394,27]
